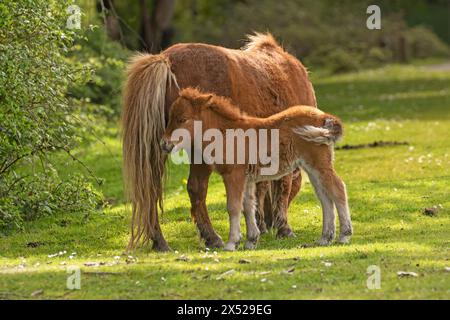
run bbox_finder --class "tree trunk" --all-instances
[140,0,153,52]
[140,0,176,53]
[97,0,121,41]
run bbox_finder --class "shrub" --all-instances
[407,25,449,59]
[69,25,129,119]
[0,0,102,232]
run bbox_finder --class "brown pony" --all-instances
[161,88,353,249]
[122,33,316,251]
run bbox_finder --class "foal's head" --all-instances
[161,88,213,153]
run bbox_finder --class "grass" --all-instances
[1,63,449,299]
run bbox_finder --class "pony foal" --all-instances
[161,88,353,250]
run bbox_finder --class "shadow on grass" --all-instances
[0,240,447,299]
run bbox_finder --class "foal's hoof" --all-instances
[257,222,268,234]
[258,226,268,234]
[205,237,225,249]
[224,242,238,251]
[244,240,257,250]
[276,227,295,239]
[315,237,333,246]
[337,235,351,244]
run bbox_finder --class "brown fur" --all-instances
[162,88,353,248]
[122,33,316,250]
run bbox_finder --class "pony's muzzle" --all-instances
[160,139,174,153]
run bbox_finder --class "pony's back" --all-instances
[164,33,316,117]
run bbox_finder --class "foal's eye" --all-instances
[177,118,186,124]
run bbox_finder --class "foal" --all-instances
[161,88,353,250]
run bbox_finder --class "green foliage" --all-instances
[407,25,450,59]
[0,171,101,231]
[172,0,449,73]
[0,0,102,232]
[69,25,129,119]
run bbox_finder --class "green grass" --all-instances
[1,63,449,299]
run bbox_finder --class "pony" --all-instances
[161,88,353,250]
[122,33,317,251]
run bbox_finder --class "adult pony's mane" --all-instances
[241,32,282,52]
[179,87,248,122]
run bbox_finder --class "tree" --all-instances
[140,0,176,52]
[0,0,101,230]
[97,0,121,42]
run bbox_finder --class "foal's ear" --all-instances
[193,93,213,108]
[203,94,214,104]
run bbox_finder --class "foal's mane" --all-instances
[179,88,247,122]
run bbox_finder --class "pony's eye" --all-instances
[178,118,187,124]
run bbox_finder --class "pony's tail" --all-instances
[122,53,178,249]
[293,115,343,145]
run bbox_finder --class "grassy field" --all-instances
[0,63,449,299]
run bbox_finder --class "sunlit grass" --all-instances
[0,63,449,299]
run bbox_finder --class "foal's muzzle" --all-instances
[160,139,174,153]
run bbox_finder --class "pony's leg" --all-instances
[151,218,170,251]
[187,164,224,248]
[273,174,295,238]
[243,182,260,250]
[303,165,336,246]
[255,181,269,234]
[328,172,353,244]
[222,172,246,251]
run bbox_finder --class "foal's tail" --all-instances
[122,53,178,249]
[293,115,343,145]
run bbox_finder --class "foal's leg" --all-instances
[303,165,336,246]
[187,164,224,248]
[327,172,353,244]
[243,182,260,250]
[222,171,246,251]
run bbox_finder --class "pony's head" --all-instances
[161,88,212,153]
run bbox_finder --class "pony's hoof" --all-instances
[244,241,257,250]
[224,242,237,251]
[277,227,295,239]
[205,237,224,249]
